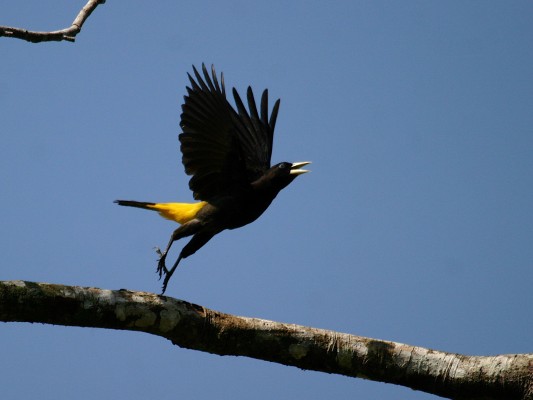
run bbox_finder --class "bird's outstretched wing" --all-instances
[230,85,280,184]
[179,64,280,201]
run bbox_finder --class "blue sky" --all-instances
[1,1,532,399]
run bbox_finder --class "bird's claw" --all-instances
[155,247,169,279]
[161,276,171,295]
[157,259,169,279]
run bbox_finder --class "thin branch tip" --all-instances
[0,0,104,43]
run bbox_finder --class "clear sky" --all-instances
[1,1,532,399]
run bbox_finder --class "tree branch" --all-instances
[0,0,105,43]
[1,280,531,399]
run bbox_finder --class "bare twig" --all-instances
[1,280,532,399]
[0,0,105,43]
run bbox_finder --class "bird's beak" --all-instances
[290,161,311,175]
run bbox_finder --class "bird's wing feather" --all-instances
[231,87,280,182]
[179,64,279,200]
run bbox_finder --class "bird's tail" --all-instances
[114,200,207,225]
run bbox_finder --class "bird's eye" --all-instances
[279,163,286,169]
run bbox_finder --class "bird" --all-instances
[115,64,310,293]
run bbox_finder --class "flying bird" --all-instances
[115,64,310,293]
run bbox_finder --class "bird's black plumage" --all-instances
[115,64,309,293]
[180,65,280,200]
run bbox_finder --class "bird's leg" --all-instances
[161,254,183,294]
[160,232,215,294]
[156,220,201,279]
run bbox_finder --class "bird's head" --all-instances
[254,161,311,193]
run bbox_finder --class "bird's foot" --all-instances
[160,255,183,295]
[157,259,169,279]
[161,274,171,295]
[155,247,169,279]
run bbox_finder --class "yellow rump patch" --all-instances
[146,201,207,225]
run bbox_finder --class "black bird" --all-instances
[115,64,310,293]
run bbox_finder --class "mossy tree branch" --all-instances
[1,280,532,399]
